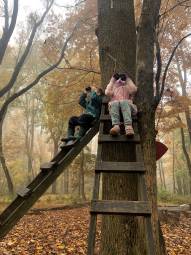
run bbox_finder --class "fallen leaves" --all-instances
[0,207,190,254]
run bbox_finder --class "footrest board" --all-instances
[40,161,57,171]
[90,200,151,216]
[98,134,140,143]
[17,187,31,198]
[95,161,145,173]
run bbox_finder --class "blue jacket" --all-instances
[79,91,103,119]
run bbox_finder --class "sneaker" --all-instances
[125,125,134,136]
[110,125,120,136]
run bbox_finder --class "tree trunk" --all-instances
[136,0,166,254]
[79,150,86,201]
[160,160,166,190]
[52,139,59,194]
[97,1,145,254]
[172,132,176,193]
[158,161,163,188]
[64,168,69,194]
[0,115,14,195]
[180,126,191,194]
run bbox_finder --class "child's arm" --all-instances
[79,92,87,109]
[127,78,137,95]
[105,77,115,96]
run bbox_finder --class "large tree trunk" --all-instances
[136,0,166,254]
[97,1,144,254]
[0,115,14,195]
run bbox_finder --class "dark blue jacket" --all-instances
[79,91,103,119]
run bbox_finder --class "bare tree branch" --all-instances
[0,0,54,98]
[160,0,191,17]
[56,65,100,74]
[0,24,78,122]
[0,0,18,64]
[54,0,86,9]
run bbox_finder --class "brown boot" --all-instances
[125,125,134,136]
[110,125,120,136]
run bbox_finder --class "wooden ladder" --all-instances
[0,123,99,239]
[87,101,155,255]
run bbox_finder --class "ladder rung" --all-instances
[17,187,31,198]
[100,115,138,122]
[100,115,110,121]
[40,161,57,171]
[95,161,145,173]
[90,200,151,215]
[98,134,140,143]
[102,97,109,104]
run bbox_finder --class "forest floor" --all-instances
[0,206,190,255]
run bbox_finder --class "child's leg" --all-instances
[120,100,134,135]
[109,101,121,135]
[67,116,79,138]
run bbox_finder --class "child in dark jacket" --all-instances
[66,86,103,140]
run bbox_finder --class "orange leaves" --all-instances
[0,206,190,254]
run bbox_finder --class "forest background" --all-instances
[0,0,191,211]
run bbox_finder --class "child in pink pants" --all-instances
[105,73,137,136]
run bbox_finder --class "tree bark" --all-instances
[136,0,166,254]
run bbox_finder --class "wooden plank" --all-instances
[0,123,99,239]
[100,115,138,122]
[90,200,151,215]
[100,114,110,121]
[102,96,109,104]
[98,134,140,143]
[40,161,57,171]
[95,161,145,173]
[17,188,31,198]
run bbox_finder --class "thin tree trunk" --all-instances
[52,139,59,194]
[160,160,166,190]
[158,160,163,189]
[180,126,191,194]
[0,117,14,195]
[172,132,176,193]
[79,150,86,201]
[64,168,69,194]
